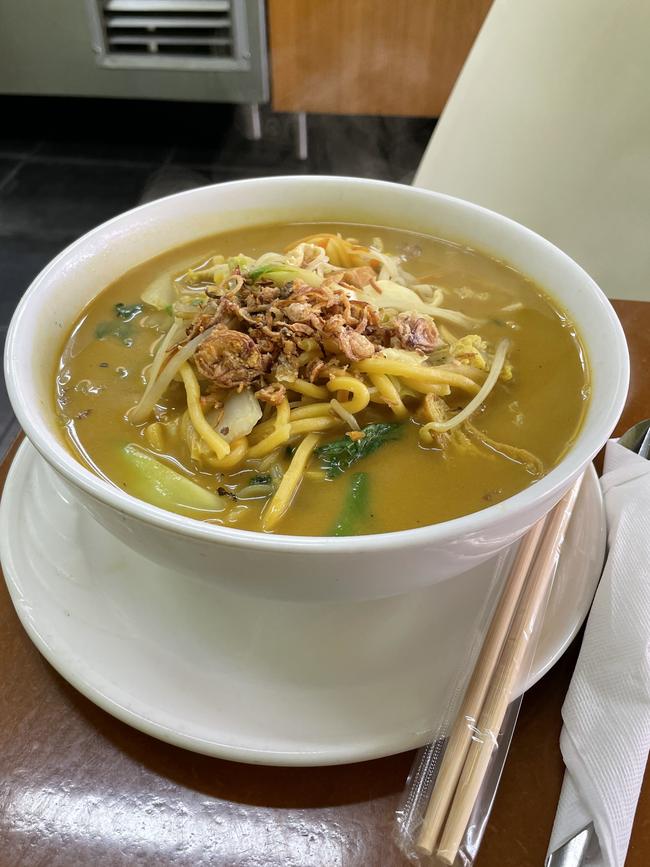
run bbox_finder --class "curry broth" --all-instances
[56,222,589,535]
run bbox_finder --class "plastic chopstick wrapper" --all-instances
[395,478,584,866]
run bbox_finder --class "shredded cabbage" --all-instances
[122,444,226,512]
[355,280,482,329]
[141,276,176,310]
[218,389,263,443]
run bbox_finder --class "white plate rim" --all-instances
[0,441,605,766]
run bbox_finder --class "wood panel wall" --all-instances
[268,0,493,117]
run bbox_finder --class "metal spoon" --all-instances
[546,824,595,867]
[618,418,650,458]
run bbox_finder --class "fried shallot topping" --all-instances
[181,269,441,392]
[194,326,263,389]
[255,382,287,405]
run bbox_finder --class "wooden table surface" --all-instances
[1,299,648,867]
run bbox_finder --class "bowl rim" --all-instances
[5,175,630,554]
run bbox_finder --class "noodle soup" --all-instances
[55,222,589,536]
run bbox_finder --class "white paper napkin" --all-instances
[547,440,650,866]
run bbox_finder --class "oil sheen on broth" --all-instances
[56,222,589,536]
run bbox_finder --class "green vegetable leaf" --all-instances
[114,302,143,321]
[249,474,273,486]
[227,254,255,272]
[315,423,402,479]
[330,472,370,536]
[247,263,322,288]
[247,264,281,283]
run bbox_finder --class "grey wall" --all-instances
[0,0,268,104]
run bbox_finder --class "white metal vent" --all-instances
[88,0,251,71]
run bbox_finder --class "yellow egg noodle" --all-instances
[118,232,541,529]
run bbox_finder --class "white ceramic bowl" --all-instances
[4,177,629,601]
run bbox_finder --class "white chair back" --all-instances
[414,0,650,300]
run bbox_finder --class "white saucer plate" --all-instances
[1,443,605,766]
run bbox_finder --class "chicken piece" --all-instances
[194,327,263,389]
[184,300,221,341]
[322,316,377,361]
[334,329,376,361]
[255,382,287,405]
[392,312,442,353]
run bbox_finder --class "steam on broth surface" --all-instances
[56,222,589,536]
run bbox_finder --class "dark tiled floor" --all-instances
[0,95,436,452]
[0,139,41,159]
[0,160,153,239]
[38,139,171,166]
[168,113,435,182]
[0,158,20,186]
[0,235,80,323]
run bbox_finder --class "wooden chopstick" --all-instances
[415,516,548,855]
[435,477,584,865]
